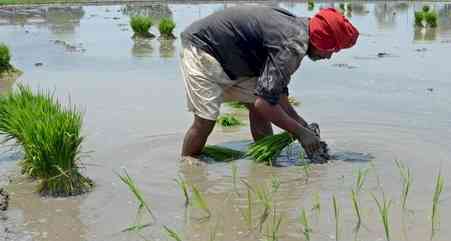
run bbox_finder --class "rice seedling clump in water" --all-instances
[130,16,155,38]
[216,113,241,127]
[201,145,244,162]
[246,132,294,165]
[158,18,176,40]
[0,43,11,72]
[0,85,92,196]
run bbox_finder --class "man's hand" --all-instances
[295,127,321,157]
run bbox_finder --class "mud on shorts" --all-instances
[180,44,257,121]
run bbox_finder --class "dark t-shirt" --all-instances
[181,6,309,104]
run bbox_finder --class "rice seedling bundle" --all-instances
[158,18,176,39]
[415,11,425,27]
[0,43,11,72]
[0,85,92,196]
[246,132,294,164]
[216,113,242,127]
[424,11,438,28]
[130,16,154,38]
[202,145,245,162]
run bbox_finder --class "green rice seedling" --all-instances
[371,193,392,241]
[209,218,220,241]
[175,175,190,206]
[190,184,211,219]
[424,11,438,28]
[265,207,283,241]
[307,0,315,11]
[431,171,444,240]
[423,5,431,13]
[271,175,280,193]
[247,132,294,165]
[158,18,176,39]
[299,208,312,241]
[351,190,361,228]
[415,11,425,27]
[395,160,412,210]
[117,169,156,233]
[239,188,254,229]
[231,163,239,195]
[202,145,245,162]
[0,43,11,72]
[0,85,92,196]
[355,167,370,194]
[312,192,321,215]
[130,16,155,38]
[303,162,313,183]
[332,196,341,241]
[339,3,346,12]
[225,101,247,110]
[163,225,183,241]
[216,113,242,127]
[288,96,300,106]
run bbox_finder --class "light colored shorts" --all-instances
[180,45,257,121]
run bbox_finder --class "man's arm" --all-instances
[278,94,308,127]
[253,96,320,154]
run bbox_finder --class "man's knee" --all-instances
[192,115,216,133]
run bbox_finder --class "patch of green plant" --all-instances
[339,3,346,12]
[216,113,242,127]
[130,16,155,38]
[395,160,412,210]
[372,193,392,241]
[265,206,283,241]
[415,11,425,27]
[242,179,273,231]
[231,163,239,195]
[299,208,312,241]
[190,184,211,219]
[158,18,176,39]
[175,175,190,206]
[431,171,444,240]
[355,167,370,194]
[117,169,155,233]
[224,101,247,110]
[351,190,362,230]
[271,175,280,193]
[202,145,244,162]
[247,132,294,165]
[312,192,321,216]
[307,0,315,11]
[0,43,11,72]
[163,225,183,241]
[423,5,431,13]
[332,196,341,241]
[346,3,352,12]
[0,85,92,196]
[424,11,438,28]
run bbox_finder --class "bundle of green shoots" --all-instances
[201,145,245,162]
[224,101,247,110]
[217,113,242,127]
[246,132,295,164]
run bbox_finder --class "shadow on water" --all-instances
[159,39,176,58]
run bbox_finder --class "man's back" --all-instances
[181,6,309,81]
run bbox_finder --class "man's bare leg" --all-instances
[246,103,273,141]
[182,115,216,157]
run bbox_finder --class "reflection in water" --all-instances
[159,39,176,58]
[0,7,84,36]
[414,26,437,41]
[349,3,369,16]
[374,2,397,29]
[122,3,172,21]
[47,7,84,36]
[131,39,154,58]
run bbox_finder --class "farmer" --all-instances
[180,6,358,158]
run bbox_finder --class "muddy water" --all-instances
[1,1,451,241]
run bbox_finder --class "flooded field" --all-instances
[1,1,451,241]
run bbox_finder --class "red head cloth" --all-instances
[309,8,359,52]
